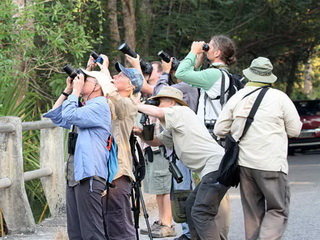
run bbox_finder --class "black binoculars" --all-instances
[117,42,153,75]
[62,64,87,80]
[91,51,103,64]
[203,43,210,51]
[158,50,180,71]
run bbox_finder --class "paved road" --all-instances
[140,151,320,240]
[2,151,319,240]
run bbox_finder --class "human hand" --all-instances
[126,54,140,69]
[72,74,85,97]
[97,54,109,73]
[86,55,97,71]
[64,77,73,94]
[161,58,172,74]
[191,41,206,55]
[133,125,143,137]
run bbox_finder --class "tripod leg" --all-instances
[131,185,140,240]
[138,185,153,240]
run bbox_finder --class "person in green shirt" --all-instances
[175,35,237,240]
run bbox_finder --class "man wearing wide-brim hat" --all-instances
[134,86,229,240]
[214,57,302,240]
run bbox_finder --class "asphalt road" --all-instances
[2,151,319,240]
[140,150,320,240]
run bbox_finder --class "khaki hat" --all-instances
[242,57,277,83]
[149,86,188,106]
[81,69,111,96]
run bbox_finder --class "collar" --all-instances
[209,62,227,69]
[246,82,271,87]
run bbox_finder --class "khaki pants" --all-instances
[240,167,290,240]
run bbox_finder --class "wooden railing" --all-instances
[0,116,66,234]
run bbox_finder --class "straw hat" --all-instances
[149,86,188,106]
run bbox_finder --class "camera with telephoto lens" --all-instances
[158,50,180,71]
[117,42,153,75]
[91,51,104,64]
[169,161,183,183]
[203,43,210,51]
[62,64,87,80]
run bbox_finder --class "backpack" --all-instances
[106,135,118,183]
[219,69,245,106]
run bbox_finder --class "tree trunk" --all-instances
[286,55,298,97]
[303,59,313,97]
[107,0,121,47]
[121,0,136,51]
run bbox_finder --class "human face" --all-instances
[147,64,162,86]
[81,76,97,96]
[159,97,176,108]
[206,40,221,63]
[113,72,134,92]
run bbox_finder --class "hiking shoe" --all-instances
[152,224,177,238]
[174,234,191,240]
[140,220,161,235]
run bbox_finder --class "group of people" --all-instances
[44,34,302,240]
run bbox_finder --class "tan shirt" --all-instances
[157,106,224,179]
[109,89,139,181]
[214,84,302,174]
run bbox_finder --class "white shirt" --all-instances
[214,85,302,174]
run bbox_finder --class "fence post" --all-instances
[0,116,35,233]
[40,119,66,218]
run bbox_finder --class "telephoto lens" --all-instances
[203,43,210,51]
[158,50,180,71]
[91,51,103,64]
[158,50,171,63]
[62,64,78,79]
[117,42,138,58]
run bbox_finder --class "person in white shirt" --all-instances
[214,57,302,240]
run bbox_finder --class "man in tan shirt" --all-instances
[215,57,302,240]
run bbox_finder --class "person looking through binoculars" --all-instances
[43,68,113,240]
[87,53,144,240]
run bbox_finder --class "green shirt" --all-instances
[175,52,223,91]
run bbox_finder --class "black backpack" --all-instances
[219,69,245,106]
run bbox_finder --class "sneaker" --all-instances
[174,234,191,240]
[152,224,177,238]
[140,220,161,235]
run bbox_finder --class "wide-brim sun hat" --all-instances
[149,86,188,106]
[81,69,111,96]
[242,57,277,83]
[115,61,143,94]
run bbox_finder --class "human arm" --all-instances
[282,95,302,137]
[175,52,222,91]
[137,104,165,121]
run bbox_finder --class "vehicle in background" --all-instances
[289,99,320,155]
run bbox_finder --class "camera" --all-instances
[139,98,160,125]
[117,42,153,75]
[205,120,218,140]
[203,43,210,51]
[91,51,103,64]
[62,64,87,80]
[169,161,183,183]
[158,50,180,71]
[68,132,78,155]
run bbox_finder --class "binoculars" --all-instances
[139,98,160,141]
[117,42,153,75]
[91,51,104,64]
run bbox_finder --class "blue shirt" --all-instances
[43,94,111,182]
